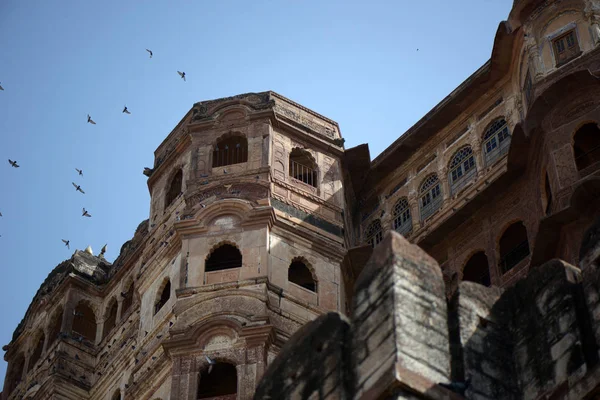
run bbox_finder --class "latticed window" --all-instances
[365,219,383,248]
[289,148,318,188]
[212,135,248,168]
[419,174,442,221]
[392,198,412,236]
[482,118,511,166]
[449,146,476,195]
[552,30,580,66]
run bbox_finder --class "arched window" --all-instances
[289,148,318,188]
[111,389,121,400]
[27,332,45,373]
[482,118,511,166]
[393,197,412,236]
[165,169,182,209]
[499,221,530,273]
[121,282,134,318]
[573,123,600,173]
[47,308,63,349]
[365,219,383,248]
[198,362,238,399]
[102,299,118,340]
[72,302,97,343]
[154,279,171,315]
[205,244,242,272]
[448,146,477,195]
[6,353,24,395]
[419,174,442,221]
[212,135,248,168]
[288,259,317,292]
[462,252,491,287]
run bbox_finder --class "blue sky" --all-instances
[0,0,512,385]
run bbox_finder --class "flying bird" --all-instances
[72,182,85,194]
[75,168,83,176]
[0,82,4,91]
[0,212,3,217]
[82,208,91,217]
[8,159,19,168]
[87,114,96,125]
[62,239,70,249]
[122,106,131,114]
[146,49,153,58]
[177,71,186,81]
[205,355,216,374]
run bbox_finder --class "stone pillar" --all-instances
[353,232,451,398]
[408,193,420,230]
[440,167,450,205]
[472,135,484,175]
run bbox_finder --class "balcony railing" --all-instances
[420,195,443,222]
[500,240,530,273]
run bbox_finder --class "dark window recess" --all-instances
[271,198,343,237]
[478,98,504,121]
[289,260,316,292]
[361,201,380,222]
[198,363,238,399]
[499,222,530,273]
[111,390,121,400]
[205,244,242,272]
[545,173,553,215]
[121,284,134,316]
[462,252,491,287]
[553,30,580,66]
[289,148,318,187]
[72,303,97,343]
[47,309,63,348]
[388,177,407,197]
[165,170,182,209]
[6,354,25,395]
[154,280,171,315]
[213,136,248,168]
[573,123,600,172]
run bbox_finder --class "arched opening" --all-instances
[121,282,134,317]
[482,118,511,166]
[462,252,491,287]
[205,244,242,272]
[448,146,477,195]
[197,362,238,399]
[102,299,118,340]
[47,308,63,349]
[573,123,600,173]
[365,219,383,248]
[165,169,183,209]
[6,353,25,395]
[27,332,45,373]
[392,197,412,236]
[111,389,121,400]
[544,173,553,215]
[289,148,318,188]
[288,259,317,292]
[154,279,171,315]
[72,302,97,343]
[499,221,530,273]
[212,135,248,167]
[419,174,442,221]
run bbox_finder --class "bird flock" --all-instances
[2,48,188,250]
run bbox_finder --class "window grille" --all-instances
[482,119,511,167]
[289,148,318,188]
[449,146,477,195]
[499,222,530,273]
[419,174,442,221]
[392,198,412,236]
[212,136,248,168]
[365,219,383,248]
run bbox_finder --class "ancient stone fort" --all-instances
[4,0,600,399]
